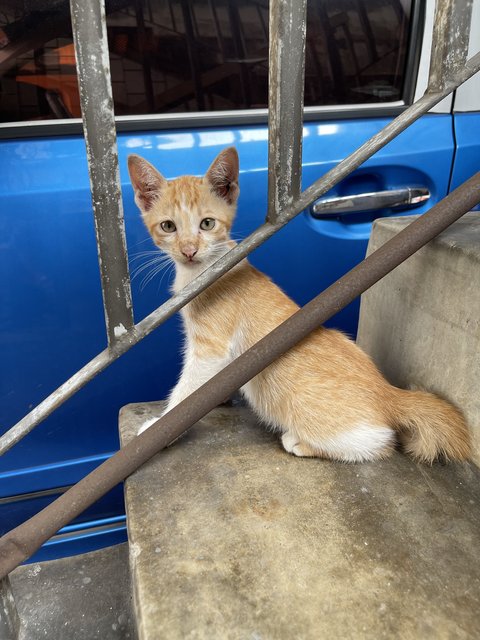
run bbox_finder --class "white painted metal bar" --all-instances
[70,0,134,346]
[267,0,308,222]
[428,0,473,92]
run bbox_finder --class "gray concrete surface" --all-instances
[120,402,480,640]
[357,213,480,465]
[9,542,136,640]
[1,576,19,639]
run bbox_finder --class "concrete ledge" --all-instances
[9,543,135,640]
[1,576,19,640]
[120,402,480,640]
[358,213,480,465]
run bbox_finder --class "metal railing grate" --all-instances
[1,0,479,457]
[0,0,479,576]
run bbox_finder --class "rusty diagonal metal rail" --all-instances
[0,0,479,576]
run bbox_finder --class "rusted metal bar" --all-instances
[1,171,479,579]
[428,0,473,92]
[267,0,307,222]
[70,0,134,346]
[1,50,480,457]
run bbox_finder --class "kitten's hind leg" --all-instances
[281,424,395,461]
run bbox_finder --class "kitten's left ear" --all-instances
[205,147,239,205]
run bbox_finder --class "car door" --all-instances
[0,0,461,560]
[449,0,480,196]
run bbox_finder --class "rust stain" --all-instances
[234,496,284,521]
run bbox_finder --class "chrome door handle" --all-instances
[311,187,430,217]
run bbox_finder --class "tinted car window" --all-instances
[0,0,412,123]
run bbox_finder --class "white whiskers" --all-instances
[129,250,175,291]
[129,234,243,292]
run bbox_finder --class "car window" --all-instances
[0,0,413,124]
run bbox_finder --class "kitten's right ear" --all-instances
[127,155,166,213]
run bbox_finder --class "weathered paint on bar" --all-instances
[70,0,134,346]
[267,0,307,221]
[428,0,473,92]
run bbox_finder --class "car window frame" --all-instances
[0,0,424,140]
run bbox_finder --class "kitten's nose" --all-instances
[181,245,198,260]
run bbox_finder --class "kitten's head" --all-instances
[128,147,239,266]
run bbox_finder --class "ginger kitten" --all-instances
[128,147,471,463]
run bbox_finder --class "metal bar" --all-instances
[208,0,227,62]
[70,0,134,346]
[227,0,252,108]
[315,2,347,102]
[428,0,473,92]
[1,171,479,578]
[179,0,205,111]
[135,0,155,112]
[267,0,307,221]
[355,0,378,64]
[1,51,479,457]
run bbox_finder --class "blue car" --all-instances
[1,0,479,561]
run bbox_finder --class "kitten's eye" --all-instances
[160,220,176,233]
[200,218,216,231]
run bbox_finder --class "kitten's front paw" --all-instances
[137,416,160,435]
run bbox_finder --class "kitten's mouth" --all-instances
[182,256,201,265]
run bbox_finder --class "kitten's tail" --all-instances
[389,388,471,463]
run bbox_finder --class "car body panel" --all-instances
[450,113,480,205]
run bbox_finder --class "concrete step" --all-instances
[120,402,480,640]
[8,543,136,639]
[1,576,19,639]
[358,212,480,465]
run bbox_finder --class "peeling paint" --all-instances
[70,0,134,345]
[267,0,307,221]
[114,324,128,339]
[427,0,473,91]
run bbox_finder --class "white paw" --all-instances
[138,416,160,435]
[281,433,316,457]
[291,443,316,457]
[281,432,299,453]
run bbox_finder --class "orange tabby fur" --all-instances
[128,147,471,463]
